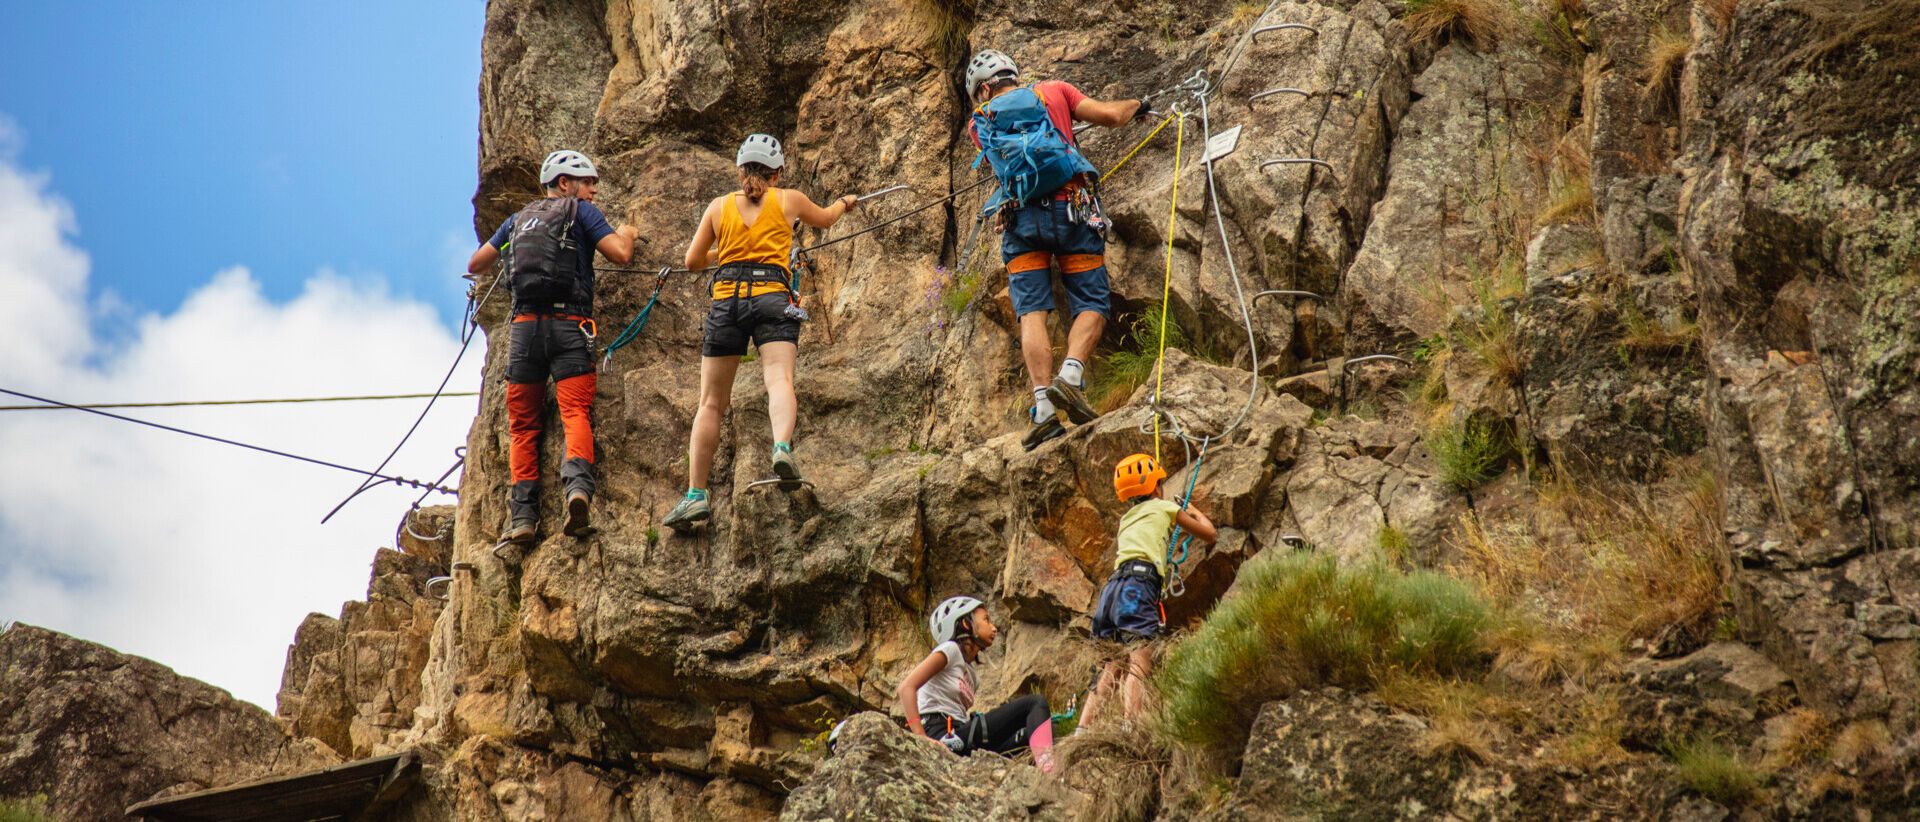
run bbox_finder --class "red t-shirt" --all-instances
[968,80,1088,149]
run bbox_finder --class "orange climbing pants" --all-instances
[504,313,598,484]
[506,374,596,483]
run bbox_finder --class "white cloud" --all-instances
[0,130,480,710]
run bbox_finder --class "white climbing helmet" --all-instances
[736,134,785,169]
[539,150,599,186]
[965,50,1019,96]
[930,596,984,645]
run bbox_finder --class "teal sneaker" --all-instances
[772,443,800,481]
[663,491,710,532]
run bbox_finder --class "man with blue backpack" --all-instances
[965,49,1151,451]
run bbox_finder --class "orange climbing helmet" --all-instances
[1114,453,1166,501]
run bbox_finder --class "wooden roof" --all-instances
[124,751,418,821]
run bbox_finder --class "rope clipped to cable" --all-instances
[601,267,673,365]
[1151,113,1187,462]
[1162,436,1210,599]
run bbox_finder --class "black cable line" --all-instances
[0,386,457,495]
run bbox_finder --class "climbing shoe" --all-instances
[772,443,800,482]
[562,489,593,537]
[1023,417,1066,452]
[663,491,710,533]
[1047,376,1099,425]
[500,519,537,546]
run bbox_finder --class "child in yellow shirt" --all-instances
[1077,453,1216,730]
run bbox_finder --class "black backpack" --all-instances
[506,197,589,308]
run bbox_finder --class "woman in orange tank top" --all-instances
[663,134,859,532]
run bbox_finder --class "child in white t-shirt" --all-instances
[895,596,1057,773]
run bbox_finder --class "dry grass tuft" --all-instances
[1763,708,1835,771]
[1057,721,1173,822]
[1404,0,1517,49]
[1703,0,1740,28]
[1452,465,1727,680]
[1828,719,1893,770]
[1618,301,1700,355]
[1643,25,1692,110]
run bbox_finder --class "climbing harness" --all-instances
[601,267,673,365]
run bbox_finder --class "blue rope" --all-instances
[601,269,671,366]
[1163,436,1211,595]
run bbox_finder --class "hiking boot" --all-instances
[772,444,801,483]
[500,519,537,546]
[562,489,593,537]
[663,493,710,533]
[1023,417,1066,452]
[1047,377,1099,425]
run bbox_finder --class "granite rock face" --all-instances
[0,624,333,820]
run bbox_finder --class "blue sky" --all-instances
[0,2,492,707]
[0,1,483,328]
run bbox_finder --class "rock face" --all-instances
[0,623,333,821]
[783,713,1085,821]
[1211,690,1696,821]
[17,0,1910,817]
[1679,0,1920,729]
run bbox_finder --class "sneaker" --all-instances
[500,519,537,546]
[1046,376,1099,424]
[1023,417,1066,451]
[772,443,800,482]
[562,489,593,537]
[663,493,710,532]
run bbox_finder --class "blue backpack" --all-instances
[972,85,1097,213]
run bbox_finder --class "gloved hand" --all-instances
[1133,96,1157,122]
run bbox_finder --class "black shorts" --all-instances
[702,293,800,358]
[506,314,596,384]
[1091,562,1164,642]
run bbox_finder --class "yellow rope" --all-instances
[1099,112,1179,184]
[1152,113,1186,462]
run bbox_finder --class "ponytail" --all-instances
[740,162,776,203]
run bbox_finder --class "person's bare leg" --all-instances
[1077,660,1125,732]
[1121,645,1155,718]
[1065,310,1106,367]
[758,342,798,444]
[1020,310,1055,390]
[688,355,742,489]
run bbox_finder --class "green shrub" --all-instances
[0,796,55,822]
[1092,303,1190,411]
[1157,552,1491,751]
[1429,417,1510,489]
[1668,736,1764,804]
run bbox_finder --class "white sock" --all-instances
[1032,387,1055,423]
[1059,358,1086,388]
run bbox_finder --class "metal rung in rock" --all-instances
[1253,23,1319,41]
[746,477,814,492]
[1260,157,1336,172]
[1252,289,1326,305]
[1249,87,1313,104]
[1344,354,1412,367]
[425,576,453,600]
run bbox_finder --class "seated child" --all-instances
[896,596,1058,773]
